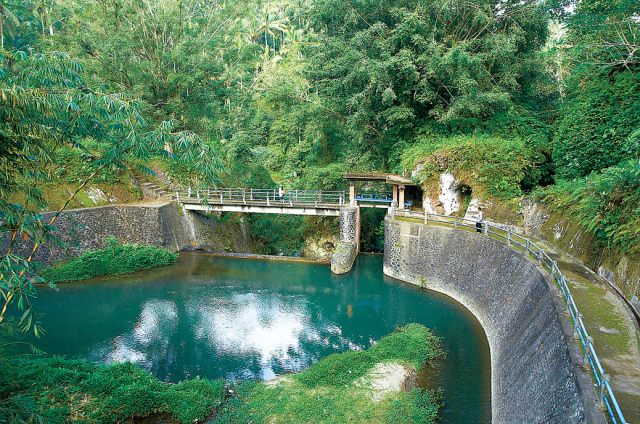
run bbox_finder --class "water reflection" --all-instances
[93,299,179,366]
[92,290,364,381]
[190,292,315,380]
[32,255,491,423]
[133,299,178,345]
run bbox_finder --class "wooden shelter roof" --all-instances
[342,172,414,185]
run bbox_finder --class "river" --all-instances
[32,253,491,423]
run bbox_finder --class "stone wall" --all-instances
[383,217,603,424]
[331,206,360,274]
[7,202,256,265]
[338,206,360,246]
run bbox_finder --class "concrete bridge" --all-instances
[175,174,420,275]
[177,188,346,216]
[175,188,362,274]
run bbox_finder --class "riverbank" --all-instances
[0,325,441,423]
[182,250,331,264]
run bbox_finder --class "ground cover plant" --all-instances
[0,357,225,423]
[0,324,441,423]
[42,238,177,283]
[216,324,443,423]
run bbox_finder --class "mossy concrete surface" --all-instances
[538,242,640,423]
[396,213,640,421]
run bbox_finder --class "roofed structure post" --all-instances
[399,185,405,210]
[349,181,356,206]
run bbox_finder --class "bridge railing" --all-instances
[175,188,347,207]
[394,209,627,424]
[355,191,393,202]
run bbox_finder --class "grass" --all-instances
[216,324,443,423]
[42,238,177,283]
[0,325,442,423]
[0,357,226,423]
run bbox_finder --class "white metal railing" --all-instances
[394,209,627,424]
[175,188,347,208]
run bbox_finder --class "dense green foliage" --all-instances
[0,357,225,423]
[216,324,442,423]
[553,70,640,179]
[537,160,640,254]
[403,136,534,200]
[542,0,640,253]
[302,0,550,168]
[42,238,177,283]
[2,0,637,263]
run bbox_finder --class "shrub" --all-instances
[403,135,533,199]
[552,72,640,179]
[42,238,177,282]
[537,160,640,254]
[0,357,225,424]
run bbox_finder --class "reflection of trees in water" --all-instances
[90,290,362,382]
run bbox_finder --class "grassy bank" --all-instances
[216,324,443,423]
[0,358,225,423]
[42,238,177,283]
[0,324,441,423]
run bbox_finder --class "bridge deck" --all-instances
[176,188,412,214]
[177,188,346,216]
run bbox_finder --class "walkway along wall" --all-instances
[383,217,604,423]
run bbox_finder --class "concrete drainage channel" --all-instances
[384,211,627,424]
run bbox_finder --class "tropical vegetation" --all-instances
[42,238,178,283]
[0,0,638,421]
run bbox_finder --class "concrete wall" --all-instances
[331,206,360,274]
[6,202,255,265]
[383,217,603,424]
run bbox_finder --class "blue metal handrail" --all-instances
[356,191,393,202]
[394,210,627,424]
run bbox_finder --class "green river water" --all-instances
[32,253,491,423]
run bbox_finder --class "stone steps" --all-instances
[134,174,173,199]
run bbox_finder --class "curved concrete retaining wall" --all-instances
[383,217,603,423]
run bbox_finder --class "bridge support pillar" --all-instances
[349,181,356,206]
[331,206,360,274]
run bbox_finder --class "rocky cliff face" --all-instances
[521,199,640,303]
[303,234,338,261]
